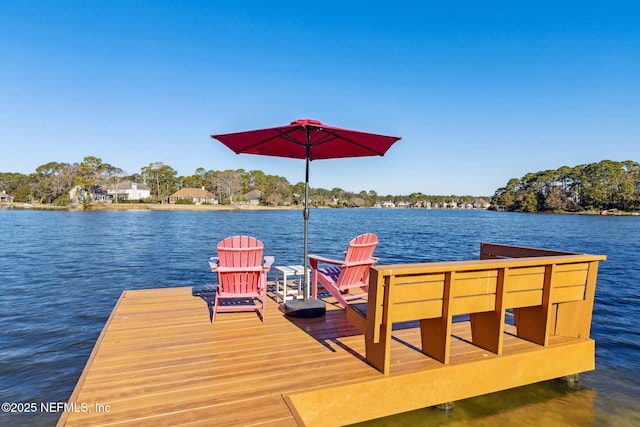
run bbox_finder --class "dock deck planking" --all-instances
[59,286,594,426]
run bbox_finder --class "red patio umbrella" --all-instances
[211,119,401,317]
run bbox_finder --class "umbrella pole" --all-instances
[303,149,310,301]
[283,126,326,318]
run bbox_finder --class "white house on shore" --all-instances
[69,181,151,204]
[0,190,13,203]
[105,181,151,201]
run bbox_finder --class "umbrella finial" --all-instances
[292,119,323,126]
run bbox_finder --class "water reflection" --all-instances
[352,380,597,427]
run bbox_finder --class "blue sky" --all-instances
[1,1,639,196]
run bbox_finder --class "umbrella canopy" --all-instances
[211,119,401,317]
[212,119,400,161]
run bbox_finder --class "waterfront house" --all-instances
[69,185,110,204]
[474,198,491,209]
[104,180,151,201]
[168,187,218,205]
[0,191,13,203]
[237,189,261,206]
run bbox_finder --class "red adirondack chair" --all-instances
[208,236,274,323]
[308,233,379,308]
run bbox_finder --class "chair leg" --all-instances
[322,283,350,308]
[211,297,219,324]
[311,269,318,299]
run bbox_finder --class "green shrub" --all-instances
[175,198,195,205]
[52,195,70,206]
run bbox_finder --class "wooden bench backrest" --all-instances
[368,254,601,330]
[479,242,579,259]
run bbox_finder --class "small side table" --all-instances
[274,265,309,303]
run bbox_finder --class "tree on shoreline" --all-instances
[141,162,178,202]
[492,160,640,213]
[32,162,78,205]
[74,157,124,207]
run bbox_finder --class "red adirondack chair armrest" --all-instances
[308,254,345,269]
[208,257,220,271]
[263,256,275,271]
[342,257,379,267]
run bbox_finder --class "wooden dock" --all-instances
[58,285,595,427]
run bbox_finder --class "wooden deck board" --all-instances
[59,286,594,427]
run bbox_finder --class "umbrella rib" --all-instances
[229,128,305,154]
[311,129,387,156]
[274,128,307,147]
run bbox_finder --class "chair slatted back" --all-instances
[338,233,378,288]
[216,236,264,295]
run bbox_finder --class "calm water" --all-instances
[0,208,638,426]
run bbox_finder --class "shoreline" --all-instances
[2,202,301,211]
[2,202,638,215]
[97,203,299,211]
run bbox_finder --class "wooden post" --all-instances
[421,271,453,364]
[470,267,506,355]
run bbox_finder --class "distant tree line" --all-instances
[0,156,486,208]
[491,160,640,213]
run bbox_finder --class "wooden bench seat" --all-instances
[346,243,606,374]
